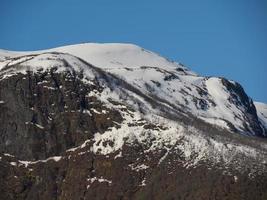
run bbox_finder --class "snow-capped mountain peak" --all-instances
[0,43,266,136]
[0,43,193,74]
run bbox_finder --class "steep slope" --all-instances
[0,44,267,200]
[255,102,267,129]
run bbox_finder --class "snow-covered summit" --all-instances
[0,43,193,74]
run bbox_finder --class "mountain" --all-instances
[0,43,267,200]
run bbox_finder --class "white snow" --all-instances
[86,176,112,189]
[0,43,192,73]
[158,149,169,165]
[255,102,267,130]
[205,77,250,133]
[129,163,149,172]
[0,49,24,61]
[4,153,15,157]
[25,122,44,129]
[10,162,17,166]
[90,108,102,114]
[114,151,122,159]
[19,156,62,167]
[53,43,190,72]
[234,176,238,182]
[140,178,146,186]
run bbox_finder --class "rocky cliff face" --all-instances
[0,44,267,200]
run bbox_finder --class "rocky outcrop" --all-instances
[0,69,122,160]
[221,78,264,136]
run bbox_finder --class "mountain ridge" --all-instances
[0,43,266,136]
[0,43,267,200]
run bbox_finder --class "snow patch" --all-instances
[129,164,149,172]
[19,156,62,167]
[86,176,112,189]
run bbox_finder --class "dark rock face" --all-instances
[221,78,265,136]
[1,145,267,200]
[0,70,122,160]
[0,58,267,199]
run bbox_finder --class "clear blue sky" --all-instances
[0,0,266,103]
